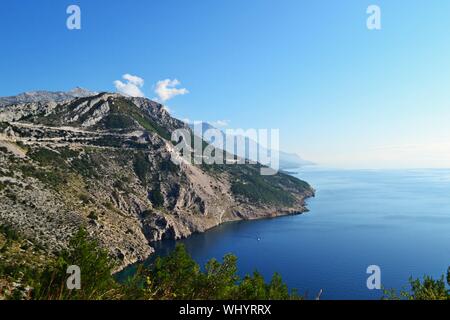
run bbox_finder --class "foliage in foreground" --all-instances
[31,229,118,300]
[0,227,299,300]
[2,226,449,300]
[135,244,298,300]
[383,268,450,300]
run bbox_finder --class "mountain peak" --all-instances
[67,87,96,97]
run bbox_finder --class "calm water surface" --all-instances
[119,168,450,299]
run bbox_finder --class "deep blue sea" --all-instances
[119,168,450,299]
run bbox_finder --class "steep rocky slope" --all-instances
[0,91,314,270]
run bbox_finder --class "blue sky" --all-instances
[1,0,450,168]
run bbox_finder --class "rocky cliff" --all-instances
[0,90,314,270]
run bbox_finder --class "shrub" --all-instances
[149,186,164,208]
[29,148,60,166]
[71,155,98,178]
[160,159,179,174]
[0,225,20,241]
[141,244,300,300]
[87,212,98,220]
[133,152,151,185]
[103,114,136,129]
[383,268,450,300]
[32,229,118,300]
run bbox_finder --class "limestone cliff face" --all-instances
[0,91,314,270]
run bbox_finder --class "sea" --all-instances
[118,168,450,299]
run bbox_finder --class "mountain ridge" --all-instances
[0,88,97,107]
[0,90,314,270]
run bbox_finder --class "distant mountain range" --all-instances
[0,87,96,106]
[188,121,314,170]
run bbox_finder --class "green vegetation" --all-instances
[0,225,49,300]
[110,98,171,140]
[25,146,98,181]
[87,212,98,220]
[113,176,132,192]
[2,225,450,301]
[0,227,300,300]
[17,164,66,188]
[140,244,299,300]
[149,186,164,208]
[29,148,62,166]
[383,270,450,300]
[133,151,151,185]
[58,147,79,159]
[0,225,19,241]
[160,158,179,174]
[0,182,6,192]
[18,148,73,188]
[32,229,118,300]
[29,147,78,166]
[79,193,92,204]
[204,163,311,206]
[71,154,98,178]
[103,113,136,130]
[231,178,294,206]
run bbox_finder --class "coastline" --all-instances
[115,185,315,274]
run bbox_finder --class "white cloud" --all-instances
[122,74,144,87]
[154,79,189,102]
[114,74,145,97]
